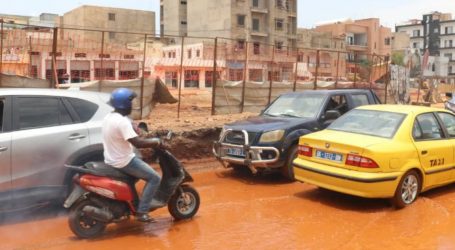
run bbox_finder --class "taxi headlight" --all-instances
[259,130,285,143]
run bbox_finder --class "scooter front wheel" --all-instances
[68,199,107,239]
[168,185,200,220]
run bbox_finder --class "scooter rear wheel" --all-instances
[68,199,107,239]
[168,185,200,220]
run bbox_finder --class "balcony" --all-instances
[346,42,368,51]
[440,46,455,49]
[251,7,268,14]
[287,11,297,17]
[251,30,268,37]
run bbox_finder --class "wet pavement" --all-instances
[3,163,455,250]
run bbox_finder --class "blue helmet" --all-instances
[110,88,137,110]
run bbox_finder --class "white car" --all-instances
[0,88,113,212]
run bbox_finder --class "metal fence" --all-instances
[0,20,391,117]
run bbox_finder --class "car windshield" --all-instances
[328,109,406,138]
[263,94,325,118]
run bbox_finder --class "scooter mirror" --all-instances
[137,122,149,133]
[166,131,173,140]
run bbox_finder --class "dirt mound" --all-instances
[153,128,221,160]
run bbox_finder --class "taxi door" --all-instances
[413,113,453,187]
[435,112,455,182]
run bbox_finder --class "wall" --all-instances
[62,5,155,44]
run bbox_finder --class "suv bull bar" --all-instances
[213,129,280,174]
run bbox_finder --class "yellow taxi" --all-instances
[293,105,455,208]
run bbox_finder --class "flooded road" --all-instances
[3,163,455,250]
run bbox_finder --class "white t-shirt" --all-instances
[102,112,138,168]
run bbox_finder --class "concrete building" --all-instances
[297,28,347,80]
[391,32,411,52]
[396,11,455,79]
[160,0,298,48]
[315,18,392,76]
[0,13,59,28]
[61,5,155,44]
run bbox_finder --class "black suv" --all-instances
[213,89,381,180]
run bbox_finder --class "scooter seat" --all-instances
[83,162,136,182]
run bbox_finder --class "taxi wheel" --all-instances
[281,145,298,181]
[392,170,421,209]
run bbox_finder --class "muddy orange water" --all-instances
[3,164,455,250]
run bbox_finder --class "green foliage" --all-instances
[391,52,405,66]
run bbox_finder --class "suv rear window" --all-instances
[67,98,99,122]
[17,97,65,130]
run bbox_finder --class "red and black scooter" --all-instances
[63,130,200,239]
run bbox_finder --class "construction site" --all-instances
[0,18,453,161]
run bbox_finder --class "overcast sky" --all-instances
[1,0,455,29]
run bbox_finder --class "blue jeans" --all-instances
[120,157,161,213]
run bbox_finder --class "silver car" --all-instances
[0,88,113,212]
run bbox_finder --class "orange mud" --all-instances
[3,163,455,250]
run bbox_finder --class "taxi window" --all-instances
[328,109,405,138]
[414,113,443,140]
[437,112,455,138]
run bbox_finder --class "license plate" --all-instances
[226,147,245,157]
[315,150,342,162]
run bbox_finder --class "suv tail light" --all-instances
[346,154,379,168]
[298,145,313,157]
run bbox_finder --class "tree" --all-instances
[391,51,405,66]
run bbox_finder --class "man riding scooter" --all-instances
[103,87,164,222]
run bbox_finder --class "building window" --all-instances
[109,32,115,39]
[252,18,260,31]
[252,0,259,7]
[412,30,421,37]
[444,53,453,60]
[237,15,245,27]
[196,49,201,57]
[180,1,187,4]
[275,41,283,50]
[253,42,260,55]
[184,70,199,88]
[95,68,115,80]
[276,0,285,9]
[249,69,262,82]
[228,69,243,81]
[445,26,454,34]
[181,21,187,25]
[205,71,220,88]
[413,42,418,48]
[119,70,139,80]
[275,19,284,31]
[237,40,245,50]
[108,13,115,21]
[188,49,192,59]
[71,69,90,83]
[165,71,178,88]
[384,38,390,45]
